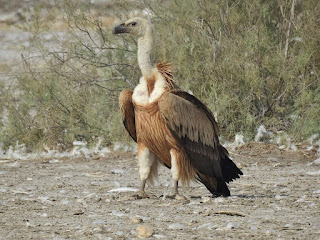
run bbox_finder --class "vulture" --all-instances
[113,17,242,198]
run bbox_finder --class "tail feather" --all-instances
[196,145,242,197]
[218,145,243,182]
[197,173,230,197]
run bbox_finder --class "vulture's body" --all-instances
[114,17,242,197]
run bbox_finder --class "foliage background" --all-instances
[0,0,319,151]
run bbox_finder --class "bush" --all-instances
[1,0,141,150]
[0,0,319,151]
[149,0,320,140]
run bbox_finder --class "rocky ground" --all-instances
[0,142,319,239]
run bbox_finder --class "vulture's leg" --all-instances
[167,149,186,200]
[139,179,147,197]
[136,143,157,199]
[172,179,179,195]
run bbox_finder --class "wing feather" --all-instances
[119,90,137,142]
[158,91,223,178]
[158,90,242,182]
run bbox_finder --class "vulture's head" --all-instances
[113,17,152,38]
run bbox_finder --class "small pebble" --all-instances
[92,155,100,160]
[136,225,153,238]
[201,196,211,203]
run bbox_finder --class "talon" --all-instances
[133,191,149,199]
[175,194,187,200]
[166,193,186,200]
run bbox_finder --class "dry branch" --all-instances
[284,0,296,58]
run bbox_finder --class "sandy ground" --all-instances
[0,143,319,239]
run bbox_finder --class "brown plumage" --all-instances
[156,62,175,90]
[119,90,136,142]
[114,17,242,197]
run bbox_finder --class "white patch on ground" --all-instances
[72,140,111,157]
[92,220,106,225]
[223,134,245,149]
[153,234,166,239]
[111,211,125,217]
[7,161,21,167]
[296,195,307,203]
[234,134,245,146]
[38,196,53,205]
[168,223,186,230]
[214,197,224,203]
[306,170,320,176]
[313,189,320,194]
[113,142,136,152]
[226,222,240,229]
[197,222,214,230]
[289,143,298,151]
[308,134,319,146]
[108,187,138,193]
[313,158,320,165]
[48,159,60,164]
[274,135,282,145]
[255,125,273,142]
[275,135,298,151]
[0,138,111,160]
[271,132,313,152]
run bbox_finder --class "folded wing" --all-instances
[119,90,137,142]
[158,91,242,182]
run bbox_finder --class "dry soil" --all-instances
[1,143,319,239]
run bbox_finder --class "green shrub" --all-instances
[150,0,320,140]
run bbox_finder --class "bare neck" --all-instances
[137,27,154,78]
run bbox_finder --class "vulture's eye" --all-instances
[131,22,137,26]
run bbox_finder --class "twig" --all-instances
[112,67,135,87]
[214,211,246,217]
[284,0,296,58]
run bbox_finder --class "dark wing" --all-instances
[158,90,242,182]
[119,90,137,142]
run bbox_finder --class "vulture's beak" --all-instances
[112,23,129,34]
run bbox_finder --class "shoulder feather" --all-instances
[156,61,179,90]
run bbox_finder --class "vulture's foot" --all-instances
[132,179,151,199]
[166,180,186,200]
[133,190,157,199]
[166,193,186,200]
[133,191,149,199]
